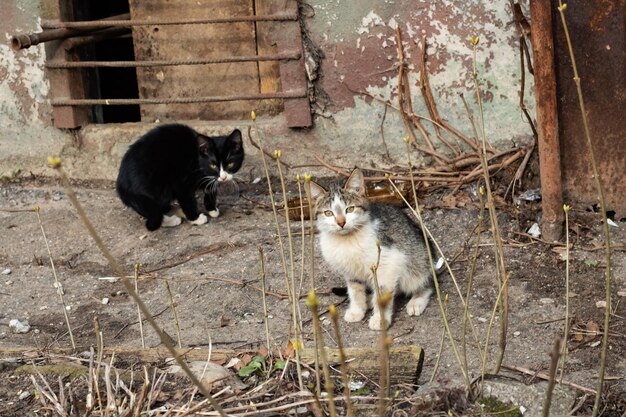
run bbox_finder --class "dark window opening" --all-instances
[72,0,140,123]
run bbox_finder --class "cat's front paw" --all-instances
[406,296,429,316]
[368,314,391,331]
[344,307,366,323]
[189,213,208,225]
[162,215,182,228]
[208,208,220,218]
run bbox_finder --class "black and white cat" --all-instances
[310,168,434,330]
[116,124,244,231]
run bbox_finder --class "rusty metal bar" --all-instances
[46,52,301,68]
[529,0,563,241]
[11,13,130,50]
[41,13,298,30]
[50,90,307,106]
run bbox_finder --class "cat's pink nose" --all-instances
[336,216,346,228]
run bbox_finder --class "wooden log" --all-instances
[1,344,425,385]
[299,345,425,386]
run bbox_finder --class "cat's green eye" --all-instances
[324,210,334,217]
[346,206,355,213]
[210,163,218,170]
[226,162,235,169]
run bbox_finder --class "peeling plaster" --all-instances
[311,0,534,148]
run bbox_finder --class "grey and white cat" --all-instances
[310,168,434,330]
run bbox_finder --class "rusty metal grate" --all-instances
[14,2,311,128]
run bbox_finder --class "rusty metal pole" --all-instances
[529,0,564,241]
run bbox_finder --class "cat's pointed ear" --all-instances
[344,168,365,195]
[227,129,243,150]
[309,181,327,201]
[197,136,214,156]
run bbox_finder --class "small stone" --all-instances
[514,331,521,337]
[65,305,71,311]
[590,340,601,348]
[1,268,11,275]
[101,297,110,305]
[18,391,31,400]
[539,298,555,305]
[9,319,31,334]
[527,223,541,238]
[596,300,607,308]
[39,306,48,311]
[5,280,13,285]
[617,290,626,297]
[139,234,147,240]
[477,317,488,323]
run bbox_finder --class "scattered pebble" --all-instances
[596,300,607,308]
[1,268,11,275]
[527,223,541,238]
[53,282,64,295]
[5,280,13,285]
[65,305,71,311]
[617,290,626,297]
[519,405,527,415]
[477,317,488,323]
[101,297,110,305]
[52,191,64,201]
[18,391,31,401]
[590,340,601,348]
[539,298,555,305]
[39,306,48,311]
[514,331,521,337]
[349,380,366,391]
[607,219,619,228]
[9,319,31,334]
[139,234,147,240]
[252,177,261,184]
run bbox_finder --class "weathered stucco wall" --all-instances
[0,0,533,180]
[0,0,69,178]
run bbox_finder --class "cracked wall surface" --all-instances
[0,0,533,179]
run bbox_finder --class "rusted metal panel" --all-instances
[554,0,626,218]
[276,0,312,127]
[129,0,260,122]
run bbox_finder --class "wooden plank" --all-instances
[129,0,260,121]
[276,0,312,127]
[2,344,424,385]
[300,345,425,385]
[254,0,284,116]
[47,0,90,128]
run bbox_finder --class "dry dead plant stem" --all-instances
[400,139,471,387]
[556,5,613,415]
[542,338,561,417]
[468,39,509,375]
[134,262,145,349]
[417,35,460,155]
[251,118,293,303]
[306,292,337,417]
[258,247,272,353]
[164,279,182,349]
[560,205,571,382]
[430,294,448,382]
[462,188,486,375]
[34,206,76,350]
[47,161,228,417]
[329,305,353,417]
[275,152,305,391]
[304,176,322,395]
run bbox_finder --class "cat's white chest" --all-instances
[319,226,379,280]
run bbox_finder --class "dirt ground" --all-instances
[1,174,625,415]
